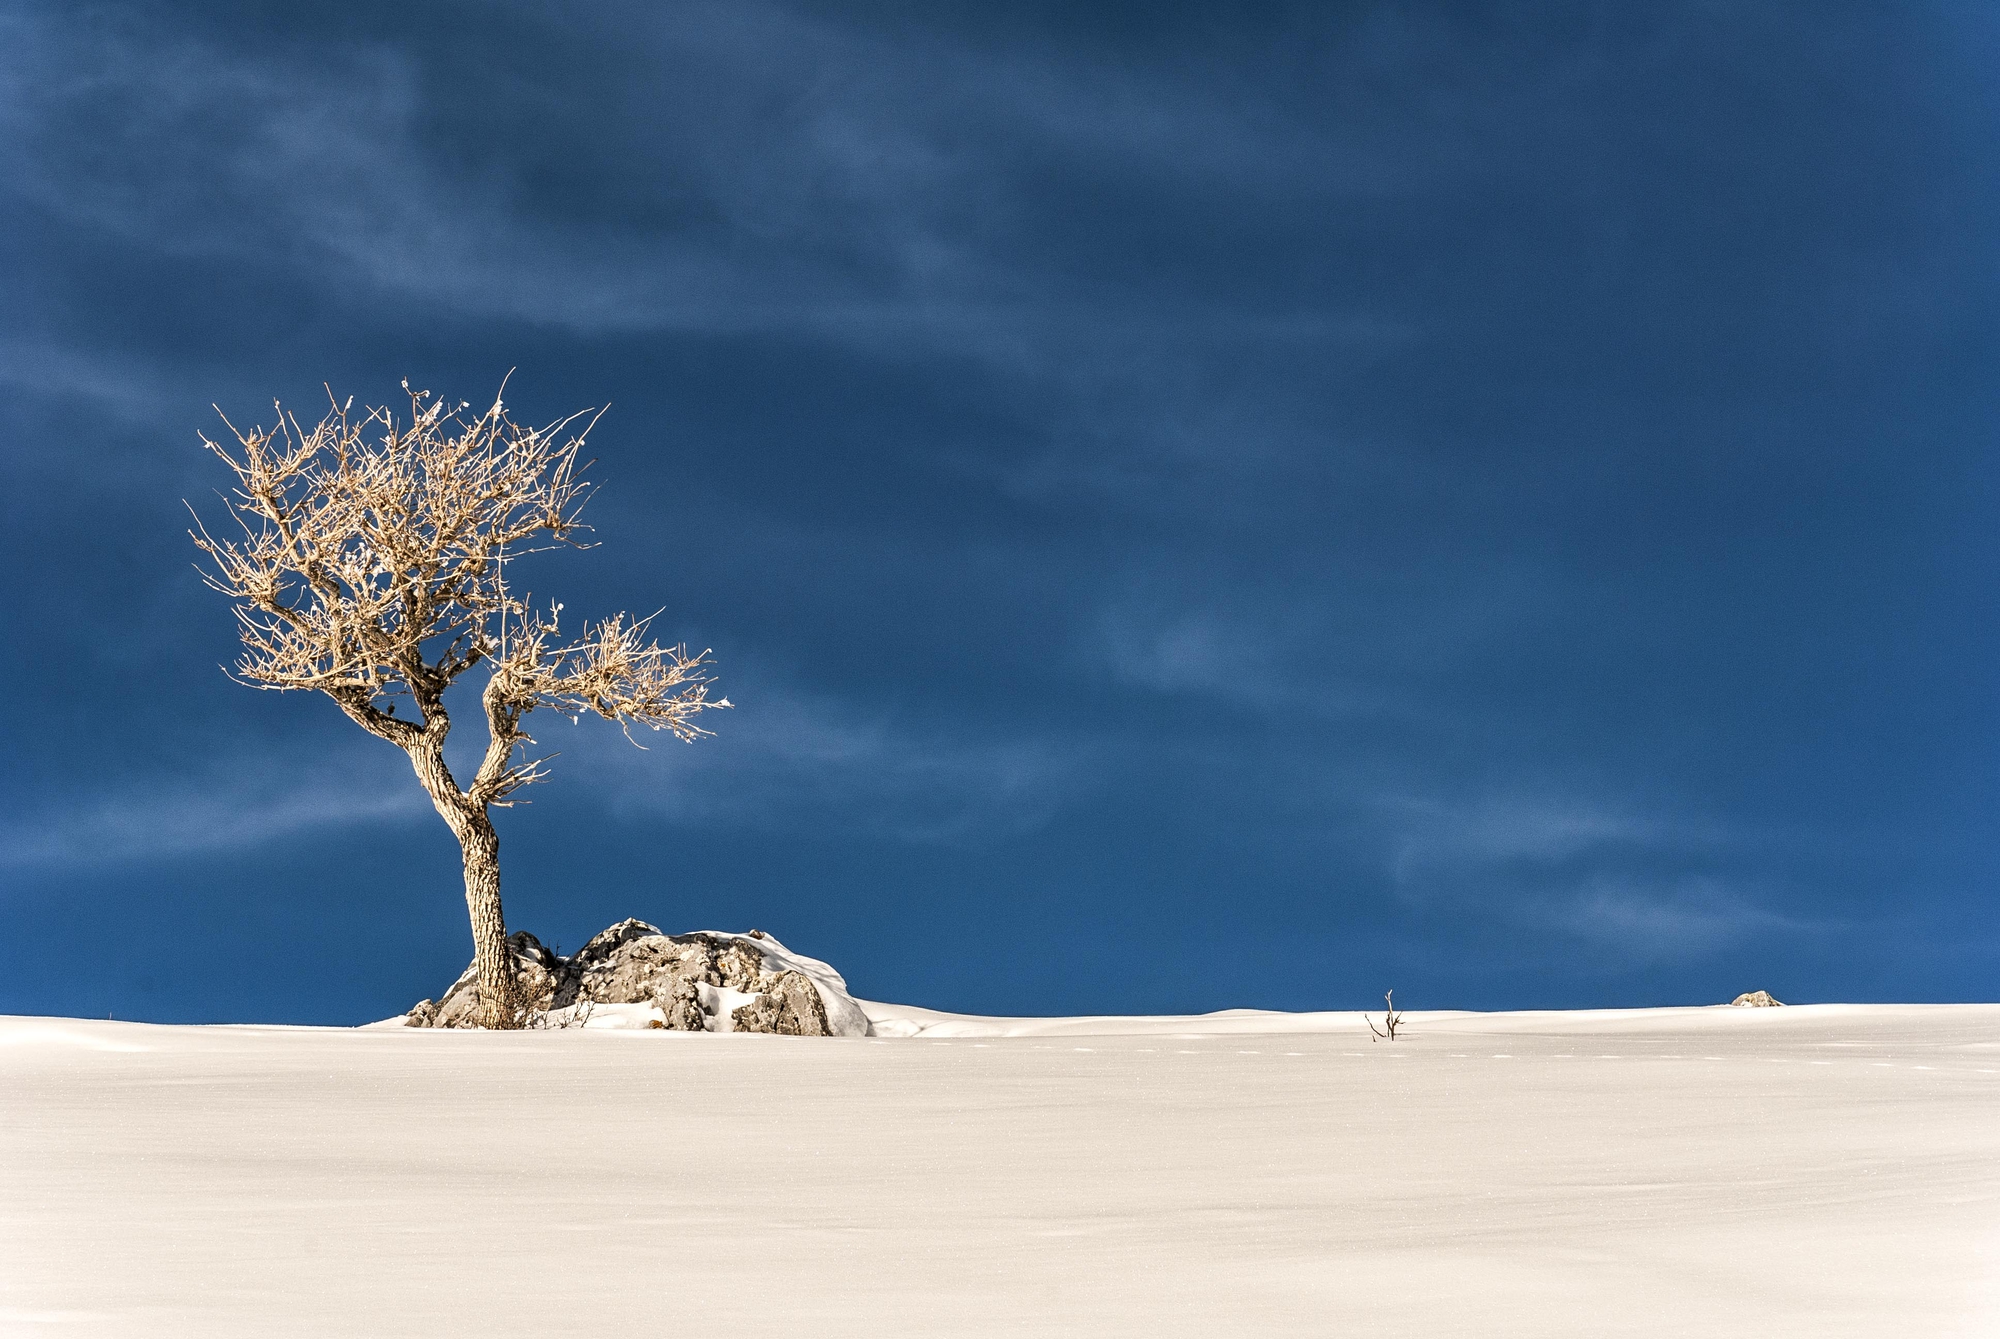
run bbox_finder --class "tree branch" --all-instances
[192,383,723,811]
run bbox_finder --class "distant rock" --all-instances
[1730,990,1784,1007]
[405,921,868,1036]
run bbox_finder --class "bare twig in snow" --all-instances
[1365,990,1403,1042]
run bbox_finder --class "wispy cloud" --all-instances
[1364,788,1826,961]
[0,340,174,425]
[539,679,1091,845]
[0,666,1085,878]
[0,2,1400,349]
[0,757,422,872]
[1379,791,1726,879]
[1097,607,1260,699]
[1546,875,1824,963]
[1085,561,1551,723]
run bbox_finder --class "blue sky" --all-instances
[3,2,1996,1022]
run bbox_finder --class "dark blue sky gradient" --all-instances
[3,2,1996,1022]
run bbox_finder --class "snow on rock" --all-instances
[1731,990,1785,1007]
[403,922,870,1036]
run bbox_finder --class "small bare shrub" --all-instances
[511,965,594,1030]
[518,998,595,1030]
[1364,989,1403,1042]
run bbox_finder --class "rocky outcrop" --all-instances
[1730,990,1784,1007]
[570,920,770,1006]
[405,920,866,1035]
[731,970,834,1037]
[421,930,569,1028]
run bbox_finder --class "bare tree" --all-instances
[190,381,727,1027]
[1364,990,1403,1042]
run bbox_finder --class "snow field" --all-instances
[2,1004,1996,1337]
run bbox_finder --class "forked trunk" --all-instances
[409,737,518,1029]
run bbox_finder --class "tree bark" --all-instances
[457,814,515,1029]
[407,731,518,1029]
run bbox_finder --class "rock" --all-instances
[572,923,691,1005]
[428,930,568,1028]
[1730,990,1784,1007]
[652,976,707,1031]
[711,937,767,991]
[729,994,783,1034]
[410,920,868,1035]
[404,999,439,1029]
[567,919,666,977]
[574,927,772,1005]
[731,970,834,1036]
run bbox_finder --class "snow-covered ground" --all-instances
[3,1002,1996,1336]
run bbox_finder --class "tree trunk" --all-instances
[459,815,516,1029]
[408,736,518,1029]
